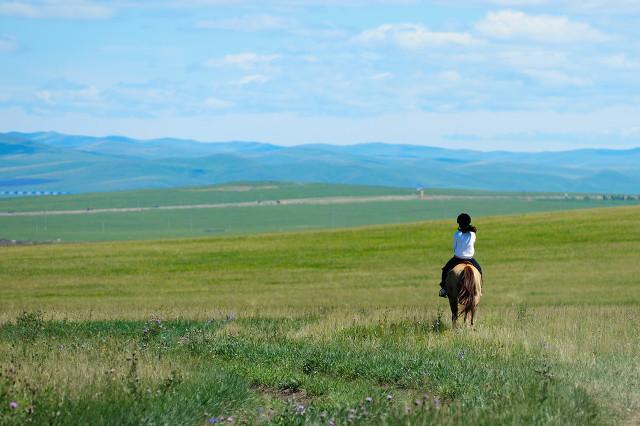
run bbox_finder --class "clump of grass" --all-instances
[431,310,447,334]
[12,311,45,342]
[516,303,528,322]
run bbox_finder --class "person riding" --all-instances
[439,213,483,297]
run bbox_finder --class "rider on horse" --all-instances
[439,213,483,297]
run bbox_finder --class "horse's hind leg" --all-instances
[448,298,458,328]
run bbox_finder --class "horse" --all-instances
[444,263,482,327]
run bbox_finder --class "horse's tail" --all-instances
[458,265,477,316]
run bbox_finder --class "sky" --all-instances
[0,0,639,151]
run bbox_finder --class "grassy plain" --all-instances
[0,183,419,212]
[1,206,639,424]
[1,182,637,242]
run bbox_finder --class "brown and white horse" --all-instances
[444,263,482,327]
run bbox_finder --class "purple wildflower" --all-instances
[9,401,18,410]
[207,417,223,424]
[295,404,306,415]
[386,394,393,401]
[328,421,336,426]
[365,396,373,403]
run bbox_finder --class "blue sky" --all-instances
[1,0,639,151]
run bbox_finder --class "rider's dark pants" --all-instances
[441,257,482,286]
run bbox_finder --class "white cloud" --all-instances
[35,90,54,104]
[205,52,280,69]
[34,84,101,106]
[522,69,590,86]
[113,84,175,105]
[232,74,270,86]
[370,72,393,81]
[437,70,462,82]
[0,36,18,52]
[618,126,640,137]
[353,23,478,49]
[438,0,640,14]
[195,14,287,31]
[0,0,114,19]
[476,10,609,43]
[599,54,640,70]
[204,97,232,109]
[567,0,640,14]
[498,49,569,69]
[486,0,549,5]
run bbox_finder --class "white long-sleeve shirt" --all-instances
[453,230,476,259]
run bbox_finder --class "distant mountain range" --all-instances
[1,131,640,194]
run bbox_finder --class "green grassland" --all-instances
[0,183,419,213]
[1,206,639,424]
[1,182,638,242]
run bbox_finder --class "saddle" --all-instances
[454,260,474,269]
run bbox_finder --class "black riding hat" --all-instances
[457,213,471,227]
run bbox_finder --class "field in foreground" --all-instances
[1,206,639,424]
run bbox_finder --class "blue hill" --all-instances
[1,131,639,194]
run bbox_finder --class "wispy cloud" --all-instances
[369,72,393,81]
[0,0,114,19]
[34,83,101,107]
[440,0,640,14]
[231,74,270,86]
[195,14,288,31]
[484,0,549,5]
[353,23,478,48]
[523,69,590,86]
[599,54,640,70]
[497,49,569,69]
[437,70,462,82]
[204,52,280,69]
[475,10,610,43]
[204,97,233,109]
[0,36,18,52]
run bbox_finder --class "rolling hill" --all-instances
[2,131,640,193]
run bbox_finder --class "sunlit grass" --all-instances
[1,206,639,424]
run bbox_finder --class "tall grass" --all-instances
[1,206,639,424]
